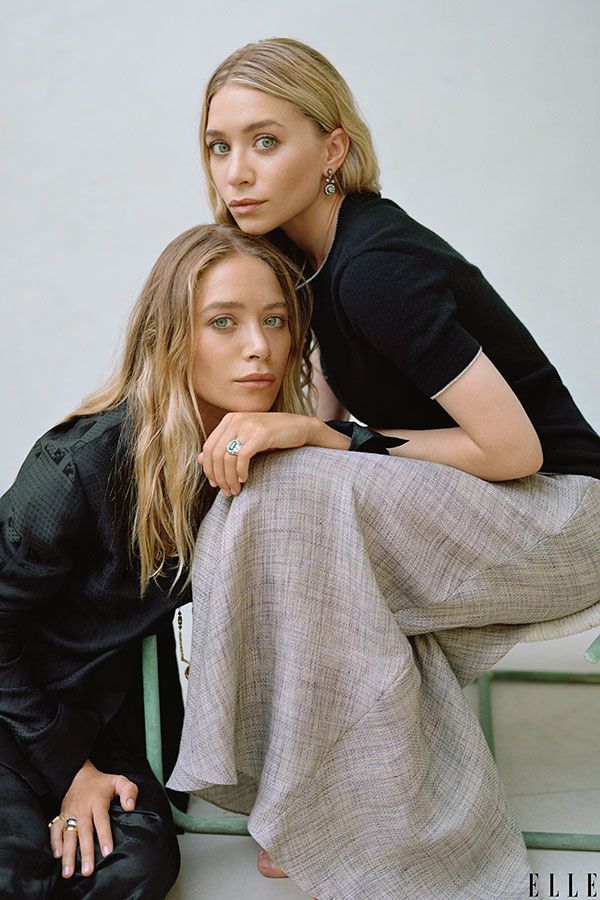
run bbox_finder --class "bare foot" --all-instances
[256,847,288,878]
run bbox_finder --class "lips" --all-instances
[235,373,276,389]
[235,373,275,384]
[229,199,266,214]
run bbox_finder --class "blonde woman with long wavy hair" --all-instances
[165,37,600,899]
[0,222,364,899]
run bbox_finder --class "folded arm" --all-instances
[376,351,544,481]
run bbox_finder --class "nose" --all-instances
[242,323,271,360]
[226,148,254,188]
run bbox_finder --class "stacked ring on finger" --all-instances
[64,817,79,833]
[48,814,66,829]
[226,439,242,456]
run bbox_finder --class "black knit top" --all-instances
[306,192,600,479]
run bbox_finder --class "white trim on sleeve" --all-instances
[430,347,483,400]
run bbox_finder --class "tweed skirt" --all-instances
[167,447,600,900]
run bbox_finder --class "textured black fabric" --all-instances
[306,192,600,479]
[0,752,180,900]
[325,420,407,454]
[0,403,194,800]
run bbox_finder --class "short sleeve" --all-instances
[338,250,481,398]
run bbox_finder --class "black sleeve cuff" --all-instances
[24,703,101,799]
[326,420,408,455]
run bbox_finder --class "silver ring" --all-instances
[64,817,78,833]
[226,439,242,456]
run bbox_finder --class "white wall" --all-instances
[2,0,599,489]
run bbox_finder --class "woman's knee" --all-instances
[245,443,372,510]
[0,768,56,899]
[100,778,180,898]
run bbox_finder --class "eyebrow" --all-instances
[201,300,288,314]
[205,120,286,139]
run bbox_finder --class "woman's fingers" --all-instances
[48,817,64,860]
[201,435,259,495]
[53,808,111,876]
[198,460,217,488]
[223,448,245,495]
[76,817,96,877]
[212,440,255,495]
[210,446,229,495]
[235,445,251,485]
[201,414,232,486]
[115,775,138,811]
[200,413,246,493]
[199,448,216,486]
[60,816,92,878]
[93,805,114,859]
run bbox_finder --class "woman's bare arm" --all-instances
[310,347,349,421]
[375,352,543,481]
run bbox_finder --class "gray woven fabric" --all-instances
[167,448,600,899]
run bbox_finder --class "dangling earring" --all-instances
[324,168,336,196]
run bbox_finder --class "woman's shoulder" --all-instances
[44,401,129,460]
[1,404,133,570]
[7,402,130,502]
[333,192,472,276]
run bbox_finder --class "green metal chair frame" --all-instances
[476,633,600,852]
[142,636,250,835]
[142,631,600,841]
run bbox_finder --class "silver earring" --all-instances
[324,168,336,196]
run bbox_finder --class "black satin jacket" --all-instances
[0,403,194,799]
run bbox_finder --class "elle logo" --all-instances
[530,873,598,897]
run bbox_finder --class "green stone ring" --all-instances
[226,439,242,456]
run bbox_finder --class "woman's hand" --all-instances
[49,759,138,879]
[199,411,350,496]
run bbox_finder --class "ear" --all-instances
[323,127,350,174]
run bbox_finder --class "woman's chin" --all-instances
[228,399,278,415]
[231,217,270,237]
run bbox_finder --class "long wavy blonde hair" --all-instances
[67,224,314,594]
[200,37,381,226]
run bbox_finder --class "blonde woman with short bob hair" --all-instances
[199,37,381,226]
[167,37,600,900]
[0,222,358,899]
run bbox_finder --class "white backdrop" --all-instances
[2,0,599,489]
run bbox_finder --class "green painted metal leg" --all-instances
[585,632,600,664]
[475,650,600,852]
[477,672,496,757]
[142,635,164,783]
[142,635,250,834]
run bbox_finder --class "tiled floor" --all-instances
[167,630,600,899]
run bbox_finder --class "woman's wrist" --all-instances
[310,417,351,450]
[72,758,97,783]
[326,420,408,455]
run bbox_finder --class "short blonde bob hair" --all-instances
[200,37,381,225]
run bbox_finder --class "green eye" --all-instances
[256,136,277,150]
[264,315,285,327]
[209,142,229,155]
[211,316,232,328]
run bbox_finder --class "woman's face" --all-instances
[205,84,329,235]
[192,252,292,434]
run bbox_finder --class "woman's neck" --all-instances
[281,192,346,270]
